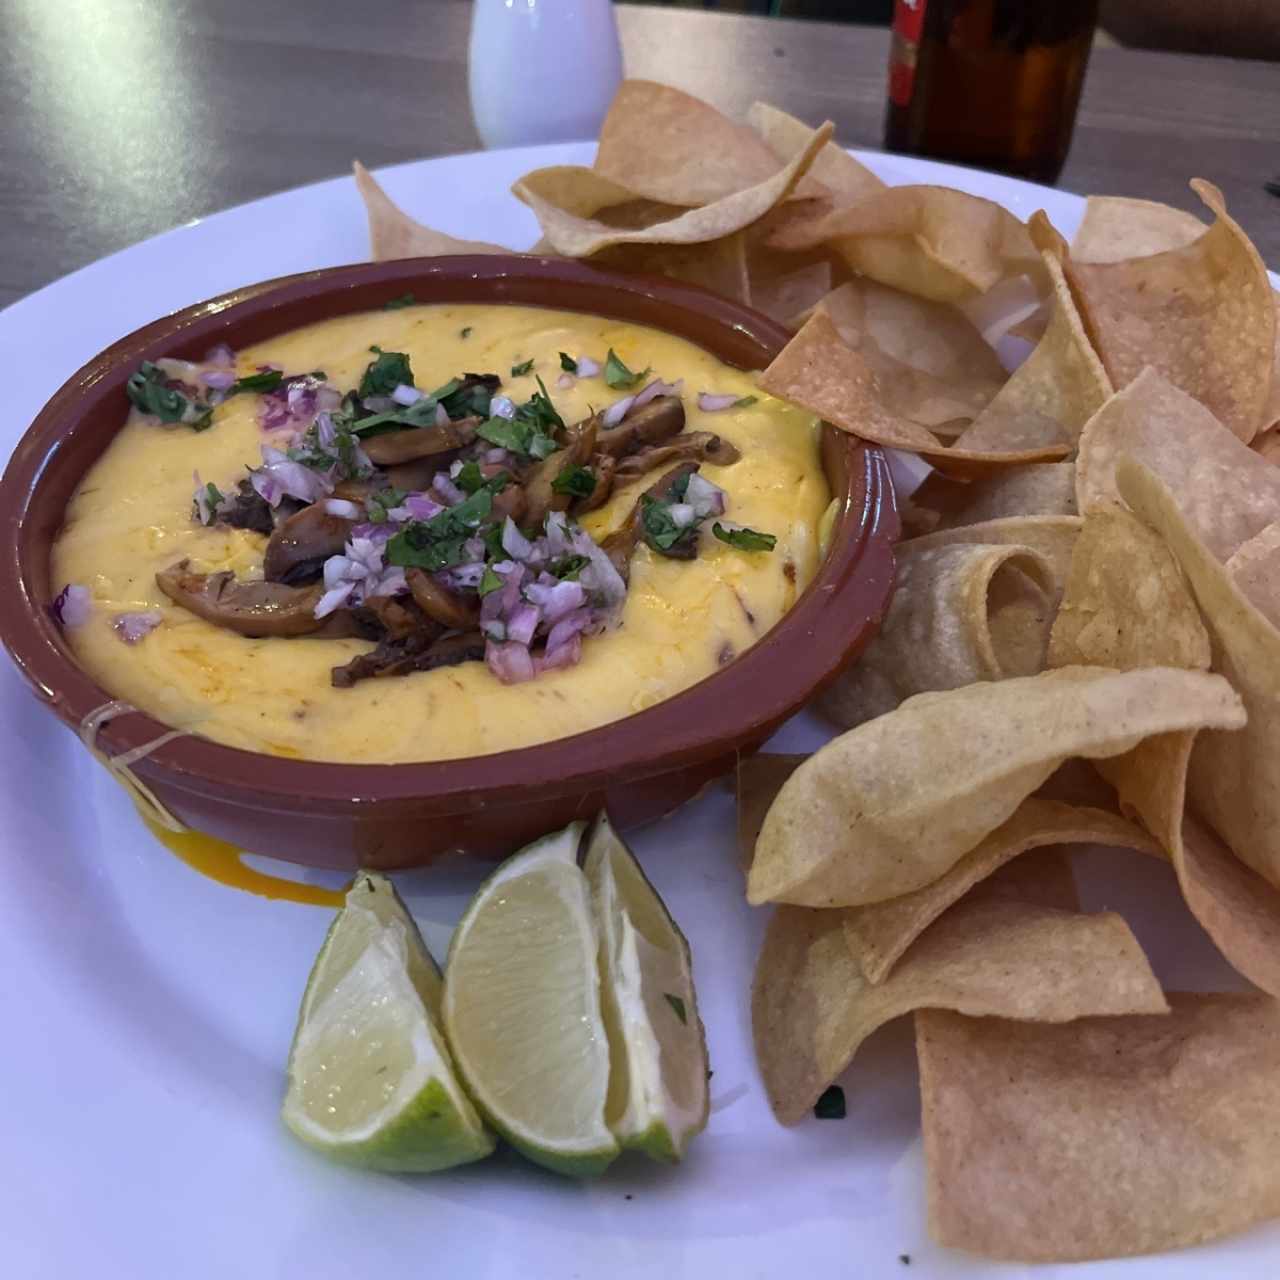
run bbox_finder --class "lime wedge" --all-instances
[282,872,495,1173]
[442,823,620,1177]
[584,814,710,1162]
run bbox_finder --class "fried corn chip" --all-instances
[844,797,1162,984]
[818,542,1054,730]
[593,233,753,305]
[747,665,1244,908]
[736,753,807,871]
[745,101,884,209]
[1118,458,1280,890]
[897,517,1081,598]
[1226,520,1280,630]
[911,464,1078,533]
[752,886,1166,1124]
[595,81,802,208]
[353,161,507,260]
[513,122,833,259]
[758,311,1068,477]
[954,243,1111,446]
[1071,194,1205,263]
[1065,180,1276,441]
[918,994,1280,1262]
[1077,368,1280,561]
[816,280,1007,428]
[768,184,1043,304]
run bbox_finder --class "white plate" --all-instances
[2,147,1276,1280]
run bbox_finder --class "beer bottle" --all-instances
[884,0,1100,184]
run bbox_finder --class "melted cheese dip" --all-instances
[53,305,828,762]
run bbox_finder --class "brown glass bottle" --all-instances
[884,0,1100,184]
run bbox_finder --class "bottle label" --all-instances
[889,0,928,108]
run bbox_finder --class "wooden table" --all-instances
[2,1,1276,312]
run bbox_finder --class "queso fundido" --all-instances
[51,303,829,763]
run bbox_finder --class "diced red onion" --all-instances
[668,502,696,529]
[316,413,337,450]
[602,394,636,429]
[481,619,507,642]
[249,470,281,506]
[200,368,237,390]
[632,377,683,412]
[576,355,601,378]
[545,607,590,654]
[486,640,535,684]
[205,343,235,368]
[192,471,218,525]
[556,372,576,390]
[445,563,487,590]
[432,474,466,506]
[406,492,444,521]
[368,567,408,598]
[435,402,450,427]
[316,385,342,415]
[502,517,534,561]
[524,579,586,625]
[685,473,727,519]
[490,395,516,420]
[391,383,421,407]
[112,611,163,644]
[697,392,740,412]
[324,498,363,520]
[259,445,332,504]
[323,555,353,590]
[315,582,356,618]
[506,602,540,647]
[483,448,511,466]
[570,529,627,610]
[362,395,394,414]
[535,632,582,674]
[462,536,487,562]
[50,583,92,628]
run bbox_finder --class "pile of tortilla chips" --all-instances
[353,81,1280,1264]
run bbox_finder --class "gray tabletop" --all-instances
[2,0,1277,313]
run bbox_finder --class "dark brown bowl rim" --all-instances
[0,255,896,815]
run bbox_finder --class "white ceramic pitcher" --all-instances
[468,0,624,150]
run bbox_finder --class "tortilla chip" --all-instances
[737,753,806,870]
[758,311,1069,478]
[912,464,1078,533]
[954,246,1112,446]
[1077,369,1280,563]
[818,542,1054,730]
[747,665,1245,908]
[752,888,1167,1124]
[593,233,752,305]
[353,161,508,260]
[843,797,1163,984]
[1225,520,1280,630]
[594,81,804,208]
[513,122,833,259]
[817,280,1007,428]
[1065,180,1276,441]
[1071,194,1205,263]
[747,258,833,327]
[918,994,1280,1262]
[1118,458,1280,889]
[899,517,1081,596]
[768,184,1044,304]
[745,101,884,209]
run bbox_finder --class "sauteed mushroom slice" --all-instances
[361,416,480,466]
[331,630,486,688]
[595,396,686,458]
[156,560,327,638]
[614,431,740,483]
[600,462,701,582]
[406,568,480,630]
[523,418,599,530]
[263,503,356,585]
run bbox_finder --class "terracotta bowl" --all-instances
[0,256,897,870]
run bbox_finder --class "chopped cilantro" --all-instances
[549,554,589,581]
[510,358,535,377]
[477,378,563,459]
[663,993,688,1025]
[640,495,693,553]
[350,373,500,437]
[559,352,578,374]
[734,395,759,409]
[385,485,497,571]
[453,461,485,494]
[358,346,414,398]
[125,362,213,430]
[383,293,416,310]
[478,565,503,596]
[604,348,647,390]
[551,464,596,499]
[204,481,224,507]
[227,369,284,395]
[713,522,777,553]
[460,326,473,339]
[482,522,506,560]
[365,488,407,524]
[814,1085,846,1120]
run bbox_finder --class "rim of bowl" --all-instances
[0,254,897,815]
